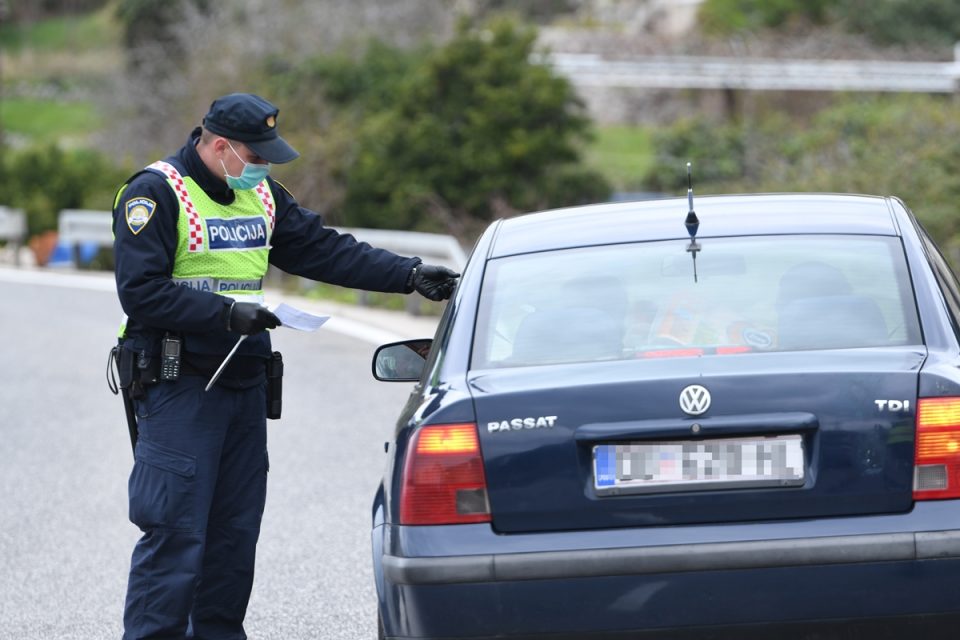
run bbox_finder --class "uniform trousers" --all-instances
[123,376,268,640]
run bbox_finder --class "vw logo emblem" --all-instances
[679,385,711,416]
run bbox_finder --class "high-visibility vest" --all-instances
[149,161,275,303]
[115,161,276,338]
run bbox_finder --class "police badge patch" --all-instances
[125,198,156,235]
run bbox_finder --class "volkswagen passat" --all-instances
[370,194,960,639]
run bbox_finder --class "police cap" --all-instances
[202,93,300,164]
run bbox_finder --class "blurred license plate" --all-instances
[593,434,805,495]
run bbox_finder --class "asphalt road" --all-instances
[0,270,430,640]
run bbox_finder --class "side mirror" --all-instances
[372,339,433,382]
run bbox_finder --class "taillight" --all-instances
[914,398,960,500]
[400,423,491,525]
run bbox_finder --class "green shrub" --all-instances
[0,144,128,236]
[647,119,747,192]
[644,96,960,249]
[699,0,960,46]
[340,18,610,238]
[837,0,960,46]
[699,0,835,34]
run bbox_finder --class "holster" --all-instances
[266,351,283,420]
[118,346,159,399]
[117,345,136,390]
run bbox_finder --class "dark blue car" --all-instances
[370,194,960,639]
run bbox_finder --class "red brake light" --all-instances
[400,423,491,525]
[639,346,753,359]
[716,346,753,355]
[641,348,704,359]
[914,398,960,500]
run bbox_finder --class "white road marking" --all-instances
[0,267,408,345]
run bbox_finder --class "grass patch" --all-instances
[585,125,655,191]
[1,5,123,83]
[0,6,120,53]
[1,98,102,142]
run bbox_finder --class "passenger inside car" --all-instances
[775,261,889,350]
[510,275,628,365]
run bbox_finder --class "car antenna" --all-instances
[685,162,701,283]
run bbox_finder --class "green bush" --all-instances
[837,0,960,46]
[269,39,426,116]
[340,18,610,238]
[0,144,128,237]
[647,119,747,192]
[478,0,579,22]
[644,96,960,248]
[699,0,835,34]
[699,0,960,46]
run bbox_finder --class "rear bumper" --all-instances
[381,613,960,640]
[375,502,960,639]
[384,529,960,585]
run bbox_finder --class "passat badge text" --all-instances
[206,217,267,250]
[488,416,558,433]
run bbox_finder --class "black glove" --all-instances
[227,301,282,335]
[410,263,460,301]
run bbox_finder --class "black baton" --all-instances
[121,388,139,456]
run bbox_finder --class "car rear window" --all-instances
[472,235,922,369]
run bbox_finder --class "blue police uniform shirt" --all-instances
[113,128,420,383]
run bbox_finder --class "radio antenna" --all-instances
[684,162,701,283]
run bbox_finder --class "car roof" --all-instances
[490,193,899,258]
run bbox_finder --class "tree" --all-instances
[837,0,960,46]
[340,18,609,239]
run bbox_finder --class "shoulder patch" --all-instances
[125,197,157,235]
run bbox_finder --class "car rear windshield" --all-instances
[472,235,922,369]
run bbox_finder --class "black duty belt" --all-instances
[182,352,267,380]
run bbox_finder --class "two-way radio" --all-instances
[160,334,182,381]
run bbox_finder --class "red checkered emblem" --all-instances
[148,161,274,250]
[148,161,205,252]
[255,181,275,235]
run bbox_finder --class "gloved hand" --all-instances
[227,301,282,335]
[410,264,460,301]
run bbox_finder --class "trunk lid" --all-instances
[469,348,924,534]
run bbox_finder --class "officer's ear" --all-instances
[213,137,230,157]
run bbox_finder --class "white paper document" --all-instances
[270,303,329,332]
[206,304,329,391]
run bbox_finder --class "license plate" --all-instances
[593,434,805,495]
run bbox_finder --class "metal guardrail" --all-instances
[58,209,115,245]
[0,206,27,266]
[55,210,467,270]
[546,47,960,93]
[332,227,467,271]
[53,209,466,313]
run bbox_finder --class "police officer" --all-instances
[113,93,458,640]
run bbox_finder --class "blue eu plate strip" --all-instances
[595,445,616,487]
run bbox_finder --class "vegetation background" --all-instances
[4,0,960,272]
